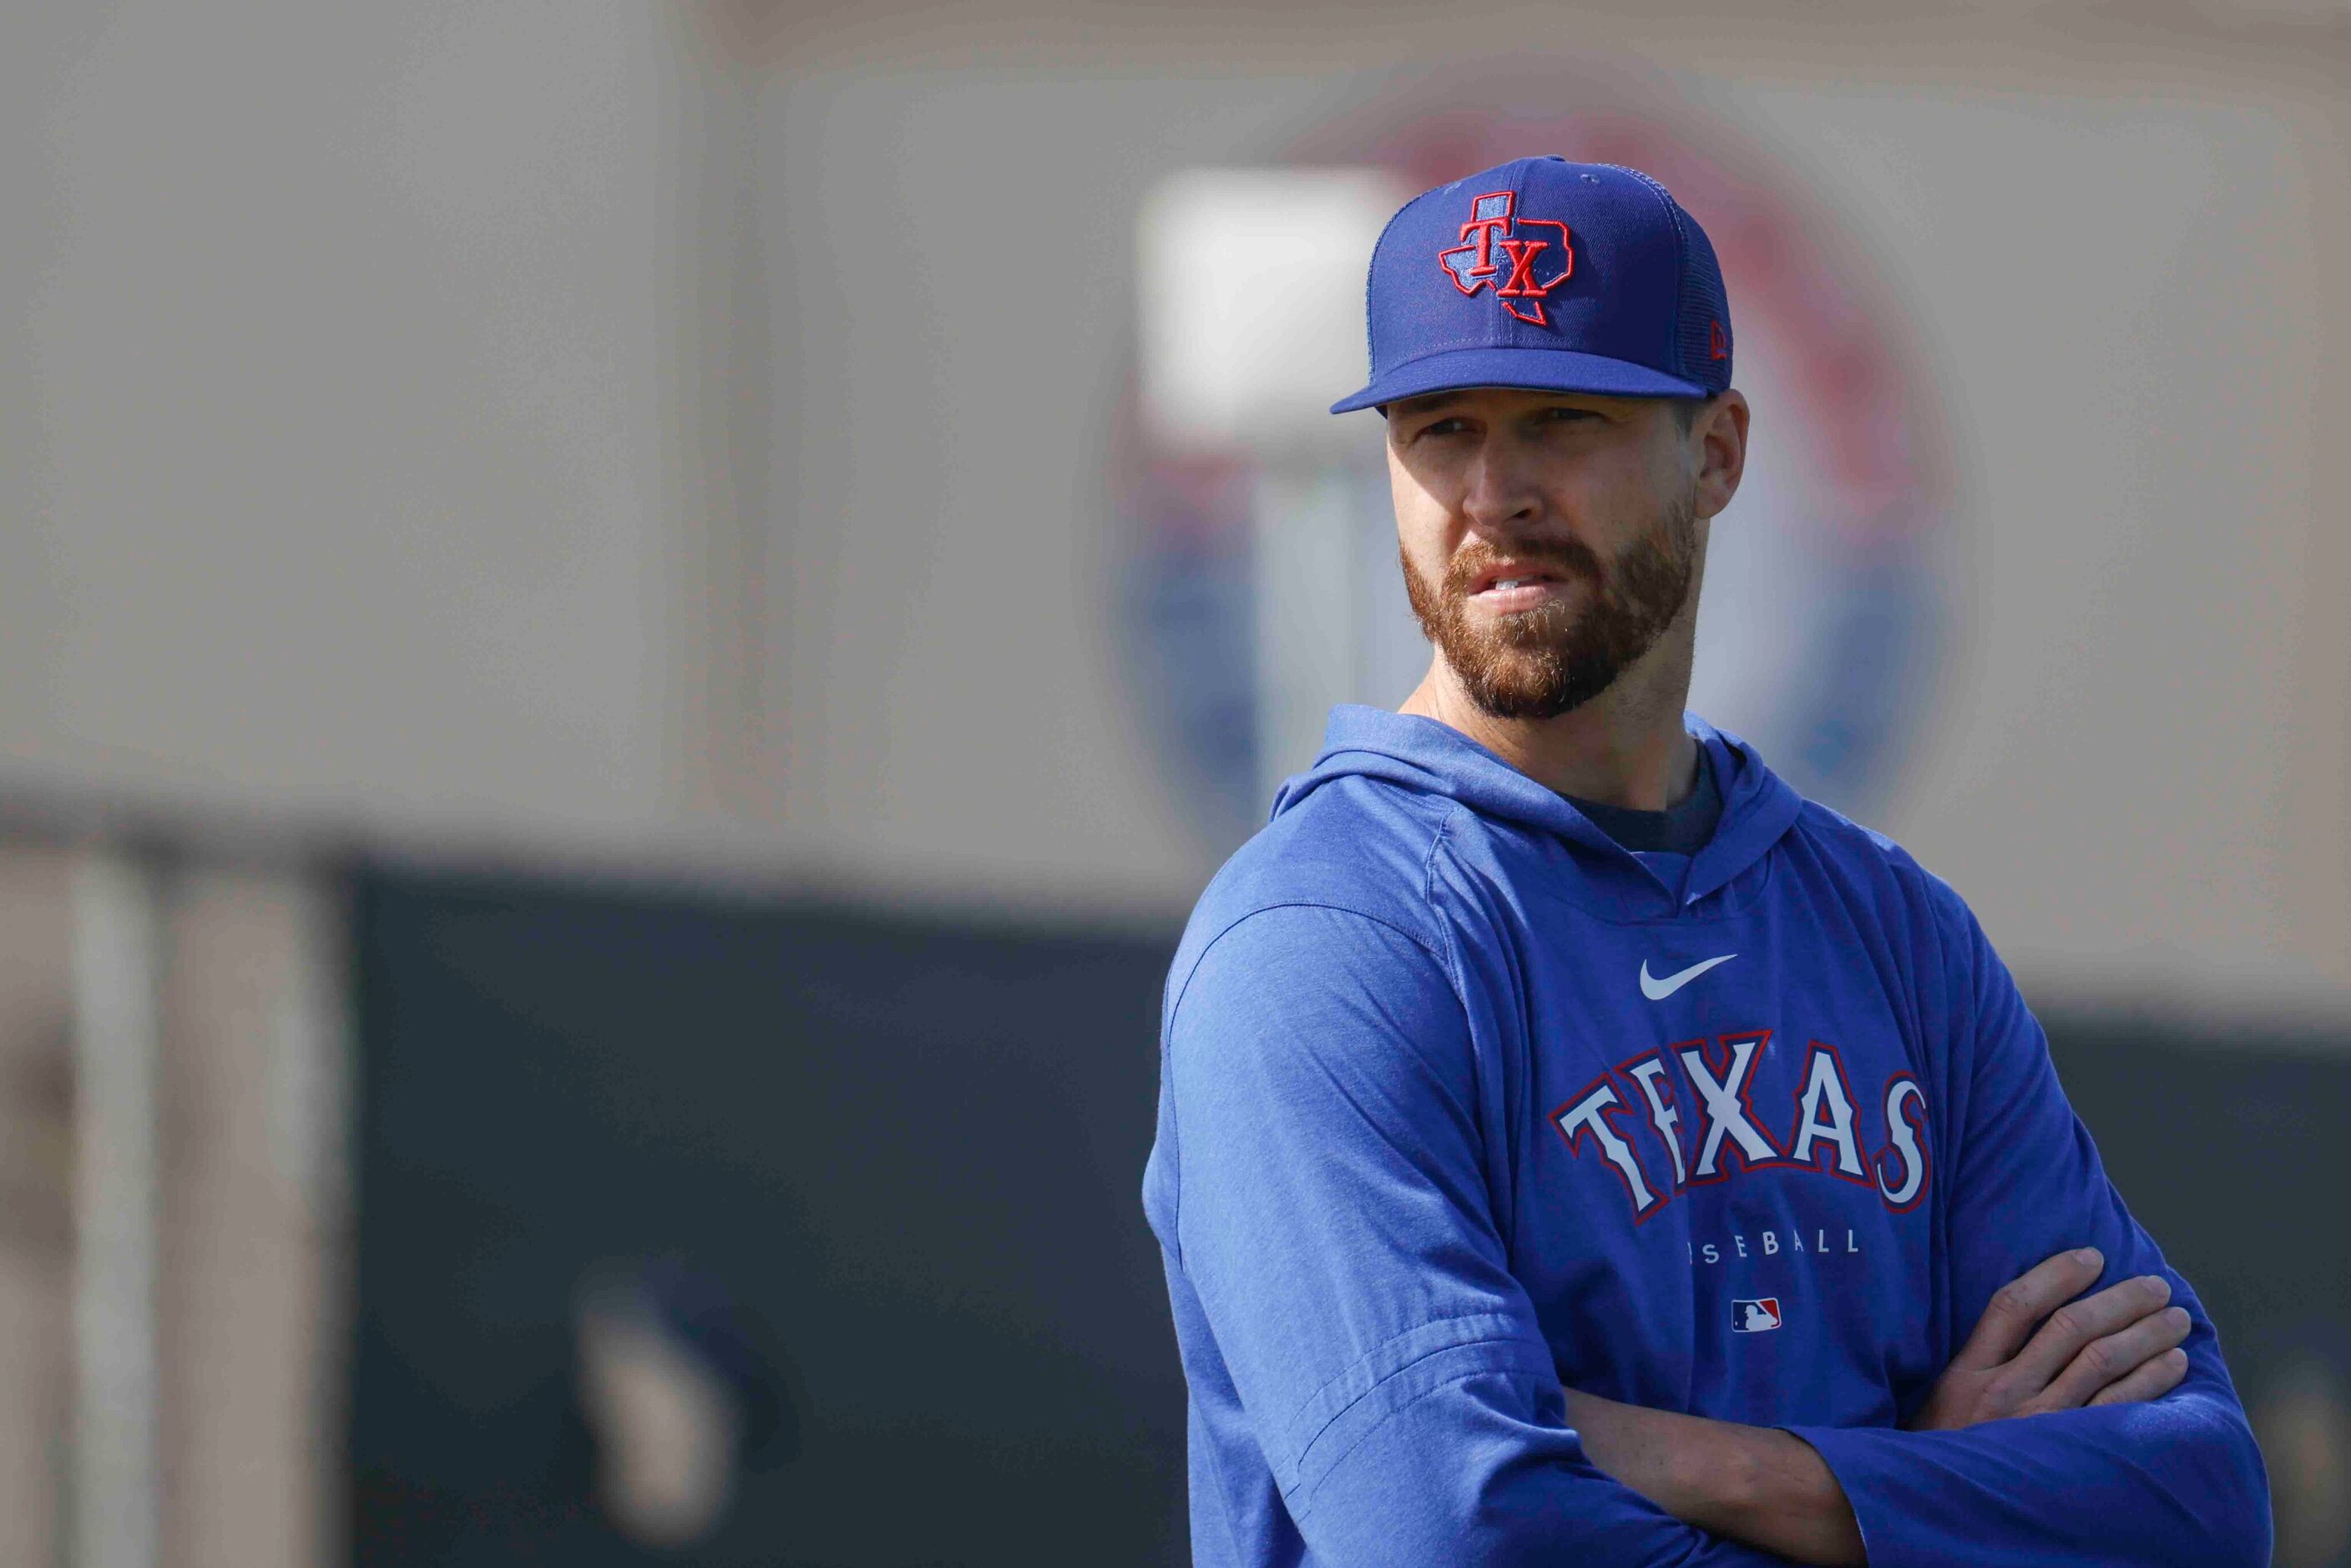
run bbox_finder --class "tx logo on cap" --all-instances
[1438,190,1574,326]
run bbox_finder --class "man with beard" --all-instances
[1140,157,2268,1566]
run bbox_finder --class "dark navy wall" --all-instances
[351,869,1188,1567]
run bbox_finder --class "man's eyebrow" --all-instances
[1390,392,1469,417]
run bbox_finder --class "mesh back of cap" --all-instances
[1672,205,1733,393]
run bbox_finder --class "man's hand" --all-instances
[1559,1249,2192,1565]
[1907,1247,2192,1431]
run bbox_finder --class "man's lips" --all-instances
[1464,561,1578,612]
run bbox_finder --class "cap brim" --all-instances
[1329,346,1709,414]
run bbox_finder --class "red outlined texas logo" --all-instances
[1438,190,1575,326]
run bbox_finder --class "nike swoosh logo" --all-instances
[1640,953,1737,1001]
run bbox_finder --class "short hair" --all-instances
[1671,392,1722,433]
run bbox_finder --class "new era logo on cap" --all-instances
[1331,155,1733,415]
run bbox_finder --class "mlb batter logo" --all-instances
[1731,1298,1783,1333]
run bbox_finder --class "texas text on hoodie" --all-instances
[1141,706,2268,1567]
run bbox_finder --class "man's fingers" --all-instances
[2037,1304,2192,1410]
[1949,1249,2104,1372]
[2087,1348,2192,1408]
[2007,1273,2173,1390]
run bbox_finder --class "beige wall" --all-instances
[0,3,770,848]
[158,869,345,1568]
[0,849,341,1568]
[3,3,2346,1019]
[1757,86,2346,1018]
[0,852,77,1568]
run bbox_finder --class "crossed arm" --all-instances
[1565,1247,2196,1565]
[1163,903,2270,1566]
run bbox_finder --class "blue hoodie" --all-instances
[1142,706,2268,1567]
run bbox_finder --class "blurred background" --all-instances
[3,2,2348,1564]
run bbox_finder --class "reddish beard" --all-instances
[1401,493,1699,721]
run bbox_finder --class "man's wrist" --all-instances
[1666,1414,1767,1532]
[1697,1427,1864,1568]
[1564,1389,1864,1566]
[1563,1393,1767,1528]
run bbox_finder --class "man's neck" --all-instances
[1399,642,1699,812]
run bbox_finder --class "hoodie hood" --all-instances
[1269,705,1806,913]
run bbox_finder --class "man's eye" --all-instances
[1418,417,1472,438]
[1540,406,1597,424]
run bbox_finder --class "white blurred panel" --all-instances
[1137,169,1408,454]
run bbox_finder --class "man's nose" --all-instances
[1458,438,1542,533]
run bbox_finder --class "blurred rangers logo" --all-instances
[1732,1298,1783,1333]
[1438,191,1573,326]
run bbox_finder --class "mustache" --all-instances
[1441,537,1606,598]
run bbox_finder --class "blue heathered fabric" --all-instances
[1141,705,2268,1567]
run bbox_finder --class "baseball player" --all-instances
[1140,156,2268,1565]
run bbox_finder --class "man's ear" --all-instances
[1692,390,1750,522]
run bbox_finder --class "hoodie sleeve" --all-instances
[1165,903,1786,1566]
[1786,891,2271,1568]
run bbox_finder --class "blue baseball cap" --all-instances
[1330,155,1733,414]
